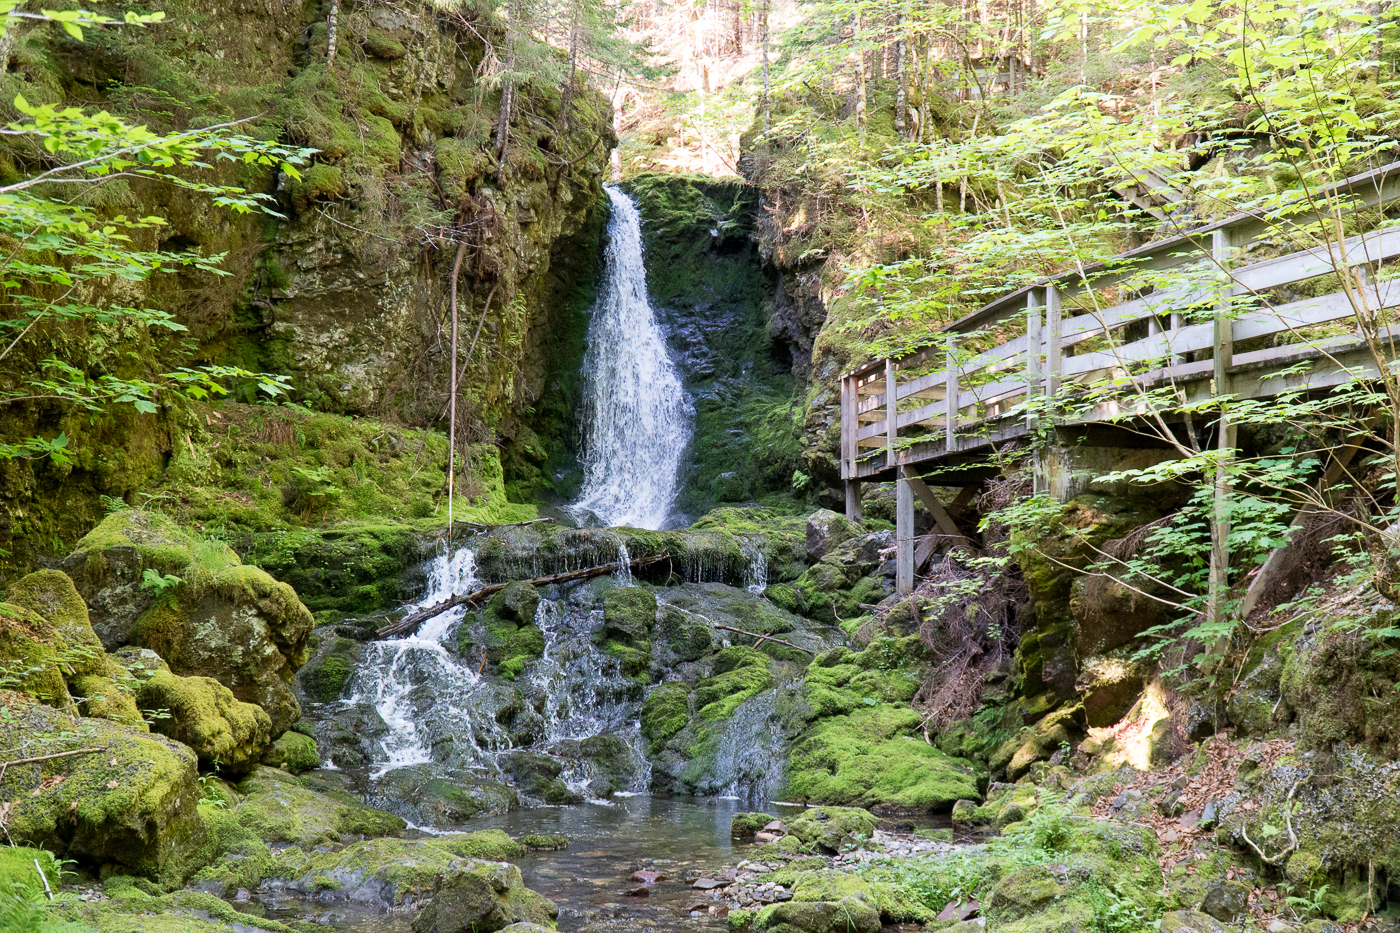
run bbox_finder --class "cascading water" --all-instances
[570,186,692,530]
[741,538,768,595]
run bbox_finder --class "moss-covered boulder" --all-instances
[69,669,147,730]
[298,635,362,704]
[0,601,73,707]
[655,603,713,662]
[493,581,542,624]
[641,680,691,747]
[500,751,583,805]
[233,766,405,846]
[460,584,547,679]
[373,765,520,828]
[137,670,272,773]
[64,510,315,733]
[261,730,320,773]
[5,570,106,676]
[731,811,779,839]
[989,706,1085,781]
[0,691,204,885]
[784,706,980,811]
[1076,656,1146,728]
[785,807,878,853]
[274,833,527,910]
[599,585,656,650]
[750,897,880,933]
[411,859,558,933]
[805,509,857,562]
[1280,617,1400,756]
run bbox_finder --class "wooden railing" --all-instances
[839,160,1400,486]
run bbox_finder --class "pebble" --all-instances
[629,870,664,884]
[692,877,729,890]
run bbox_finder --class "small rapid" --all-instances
[570,186,692,531]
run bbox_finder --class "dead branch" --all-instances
[375,553,672,639]
[713,624,813,653]
[1239,779,1302,866]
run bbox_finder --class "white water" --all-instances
[741,538,768,595]
[352,547,487,778]
[570,186,692,530]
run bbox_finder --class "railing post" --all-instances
[841,375,862,522]
[1212,228,1234,395]
[896,466,915,595]
[1046,285,1062,400]
[1026,289,1042,428]
[944,337,958,453]
[1205,226,1236,648]
[885,358,898,470]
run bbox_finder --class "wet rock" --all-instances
[0,692,202,885]
[500,751,584,805]
[693,877,730,890]
[786,807,878,854]
[522,834,569,850]
[624,886,649,897]
[951,799,978,824]
[411,859,557,933]
[260,730,320,773]
[732,812,779,840]
[373,766,520,828]
[234,766,406,846]
[629,870,663,883]
[755,831,782,844]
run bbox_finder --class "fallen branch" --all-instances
[713,624,813,653]
[451,517,554,530]
[0,746,108,787]
[375,553,672,639]
[1239,779,1302,866]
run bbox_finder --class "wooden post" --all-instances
[1026,289,1042,429]
[1045,284,1062,399]
[902,467,971,549]
[896,467,915,595]
[840,376,852,481]
[944,338,958,453]
[885,358,898,470]
[845,480,863,523]
[1205,226,1236,652]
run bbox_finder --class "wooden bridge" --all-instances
[838,160,1400,594]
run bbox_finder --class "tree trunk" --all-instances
[495,0,520,179]
[326,0,340,63]
[760,0,771,131]
[894,7,906,138]
[854,14,867,140]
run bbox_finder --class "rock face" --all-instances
[64,510,314,733]
[233,766,405,847]
[804,509,857,562]
[0,692,203,885]
[411,859,558,933]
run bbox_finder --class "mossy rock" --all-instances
[4,569,106,677]
[578,735,633,796]
[261,730,320,773]
[731,811,778,839]
[694,662,773,721]
[656,603,713,662]
[599,586,657,650]
[641,681,691,746]
[520,833,568,850]
[805,509,857,562]
[69,672,147,730]
[785,807,878,853]
[784,705,980,811]
[285,162,343,212]
[411,858,557,933]
[0,845,63,899]
[233,766,405,846]
[500,751,583,805]
[65,510,314,734]
[0,601,73,707]
[751,897,880,933]
[298,636,361,704]
[137,670,273,774]
[1280,618,1400,756]
[492,581,542,624]
[0,691,203,885]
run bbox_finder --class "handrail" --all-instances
[838,160,1400,482]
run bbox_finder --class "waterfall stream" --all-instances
[570,186,692,531]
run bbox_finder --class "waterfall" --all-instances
[570,186,692,531]
[351,547,506,779]
[741,538,768,595]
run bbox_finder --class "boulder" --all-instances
[69,669,147,730]
[0,602,72,707]
[63,510,314,733]
[373,765,520,828]
[233,766,405,846]
[4,570,106,677]
[500,751,582,805]
[0,691,203,885]
[260,730,320,773]
[1159,911,1231,933]
[1070,571,1171,657]
[751,898,880,933]
[411,859,557,933]
[641,681,691,746]
[137,670,272,774]
[805,510,856,562]
[599,585,656,650]
[786,807,878,853]
[1077,656,1147,728]
[731,811,779,839]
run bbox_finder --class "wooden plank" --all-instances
[1046,285,1062,398]
[902,468,973,548]
[945,341,958,452]
[1213,228,1234,396]
[1027,289,1042,411]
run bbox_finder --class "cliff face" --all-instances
[0,0,613,574]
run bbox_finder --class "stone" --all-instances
[755,831,782,844]
[693,877,728,890]
[936,897,979,921]
[500,751,583,805]
[731,811,779,839]
[1200,879,1249,922]
[406,857,555,932]
[629,870,663,883]
[234,766,406,846]
[1076,656,1147,728]
[64,511,314,734]
[1266,922,1292,933]
[5,570,106,678]
[1158,910,1231,933]
[751,898,880,933]
[763,820,786,832]
[786,807,878,854]
[137,670,272,774]
[951,799,978,824]
[261,730,320,773]
[0,692,203,885]
[624,886,649,897]
[521,834,568,850]
[805,510,857,562]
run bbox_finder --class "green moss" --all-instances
[285,162,343,211]
[784,705,980,811]
[233,766,405,846]
[137,670,272,773]
[0,846,62,898]
[4,570,105,676]
[69,672,147,730]
[0,602,72,706]
[694,662,774,720]
[299,637,360,703]
[262,731,319,773]
[520,833,569,849]
[731,811,778,839]
[600,586,657,650]
[641,681,691,746]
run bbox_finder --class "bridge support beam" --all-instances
[1036,441,1176,502]
[844,480,862,523]
[896,472,915,595]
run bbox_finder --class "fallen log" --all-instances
[712,624,813,653]
[375,552,672,639]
